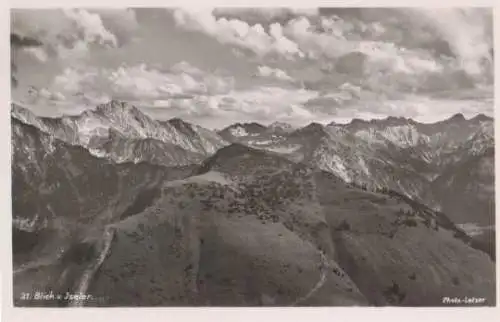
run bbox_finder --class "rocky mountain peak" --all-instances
[166,117,196,135]
[12,103,31,119]
[167,117,188,126]
[206,143,259,163]
[230,122,266,131]
[218,122,268,139]
[349,118,369,126]
[447,113,466,122]
[269,121,294,132]
[305,122,326,131]
[378,116,412,127]
[471,113,493,123]
[291,122,326,137]
[94,100,143,117]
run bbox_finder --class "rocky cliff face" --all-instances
[11,101,228,167]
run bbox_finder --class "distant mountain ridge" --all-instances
[215,111,494,227]
[12,101,229,167]
[11,101,494,227]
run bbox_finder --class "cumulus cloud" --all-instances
[214,8,319,19]
[172,8,452,82]
[14,8,493,126]
[256,65,294,82]
[213,8,319,25]
[148,85,320,128]
[30,61,234,105]
[43,62,318,126]
[285,16,445,75]
[289,9,491,96]
[91,8,139,44]
[11,9,138,60]
[216,86,316,120]
[303,82,364,113]
[53,67,100,94]
[407,8,492,77]
[22,86,67,104]
[23,47,48,62]
[63,9,118,47]
[38,88,66,101]
[172,7,491,97]
[169,60,205,76]
[172,8,303,59]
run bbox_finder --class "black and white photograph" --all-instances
[8,6,496,308]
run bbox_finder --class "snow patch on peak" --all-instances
[353,128,385,145]
[230,126,249,137]
[354,124,425,147]
[380,125,422,147]
[251,140,272,146]
[88,148,108,158]
[266,145,301,154]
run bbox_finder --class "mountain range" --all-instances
[14,100,493,226]
[11,100,495,306]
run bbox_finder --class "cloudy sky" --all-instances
[11,8,494,129]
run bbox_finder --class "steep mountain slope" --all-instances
[87,148,369,306]
[12,125,495,306]
[91,129,204,166]
[11,101,228,166]
[293,123,434,197]
[218,121,438,210]
[431,147,495,226]
[12,122,366,307]
[218,114,494,229]
[315,171,495,305]
[12,118,196,305]
[165,118,228,155]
